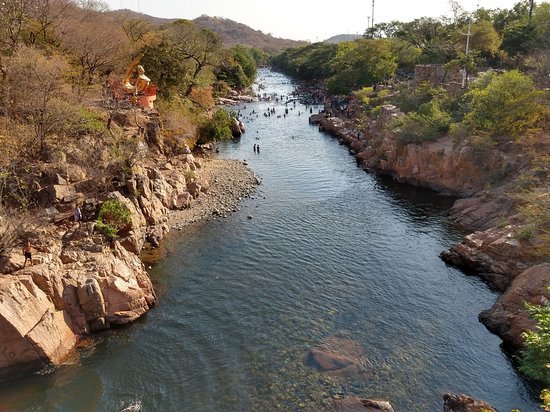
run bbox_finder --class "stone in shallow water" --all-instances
[331,397,395,412]
[304,337,370,377]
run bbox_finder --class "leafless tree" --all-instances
[0,0,33,54]
[2,47,73,158]
[58,11,130,88]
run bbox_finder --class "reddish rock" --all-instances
[479,264,550,350]
[443,393,496,412]
[441,225,534,291]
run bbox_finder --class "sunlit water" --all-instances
[0,69,538,411]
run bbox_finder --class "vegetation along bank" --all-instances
[274,0,549,408]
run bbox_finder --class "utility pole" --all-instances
[529,0,534,20]
[461,16,472,88]
[371,0,375,29]
[367,16,371,36]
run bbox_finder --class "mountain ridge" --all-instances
[109,9,308,52]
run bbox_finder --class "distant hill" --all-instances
[109,8,177,25]
[324,34,362,44]
[109,9,307,53]
[193,15,307,53]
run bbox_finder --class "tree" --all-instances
[139,41,189,98]
[27,0,73,46]
[217,45,258,90]
[501,21,538,57]
[58,10,130,88]
[167,20,222,94]
[394,17,455,63]
[326,39,397,95]
[114,14,154,49]
[2,47,74,158]
[0,0,33,54]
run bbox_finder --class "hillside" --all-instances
[193,15,308,53]
[324,34,362,44]
[109,9,307,52]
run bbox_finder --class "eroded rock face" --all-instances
[441,225,534,291]
[304,337,370,377]
[0,235,156,375]
[310,113,515,198]
[479,264,550,350]
[0,275,76,373]
[443,393,496,412]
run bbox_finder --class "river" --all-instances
[0,69,539,411]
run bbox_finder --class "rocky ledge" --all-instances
[0,139,258,376]
[310,109,549,357]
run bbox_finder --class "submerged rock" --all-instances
[304,337,370,377]
[331,397,395,412]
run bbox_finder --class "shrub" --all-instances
[189,86,215,109]
[197,109,233,145]
[519,299,550,385]
[393,82,447,113]
[396,99,452,144]
[71,108,108,136]
[517,189,550,256]
[461,70,547,142]
[95,199,131,240]
[514,226,535,240]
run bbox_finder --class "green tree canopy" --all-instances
[327,39,397,95]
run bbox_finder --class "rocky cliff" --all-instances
[0,109,257,376]
[310,108,549,357]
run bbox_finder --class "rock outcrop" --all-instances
[443,393,496,412]
[479,264,550,350]
[311,113,513,197]
[0,275,76,374]
[440,225,534,292]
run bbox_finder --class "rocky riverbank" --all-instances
[0,109,259,378]
[309,108,549,355]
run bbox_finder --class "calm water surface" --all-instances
[0,70,539,411]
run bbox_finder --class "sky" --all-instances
[105,0,524,42]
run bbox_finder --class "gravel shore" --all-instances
[168,158,260,229]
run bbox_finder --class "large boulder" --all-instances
[77,278,107,332]
[441,225,533,291]
[304,337,369,377]
[0,275,76,375]
[479,264,550,350]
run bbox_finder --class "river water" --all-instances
[0,69,539,411]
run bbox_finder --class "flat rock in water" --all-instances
[304,337,370,377]
[331,397,395,412]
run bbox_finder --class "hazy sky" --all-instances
[105,0,523,41]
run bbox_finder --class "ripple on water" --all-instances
[0,68,538,412]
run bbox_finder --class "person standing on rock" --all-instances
[22,241,32,267]
[73,203,83,228]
